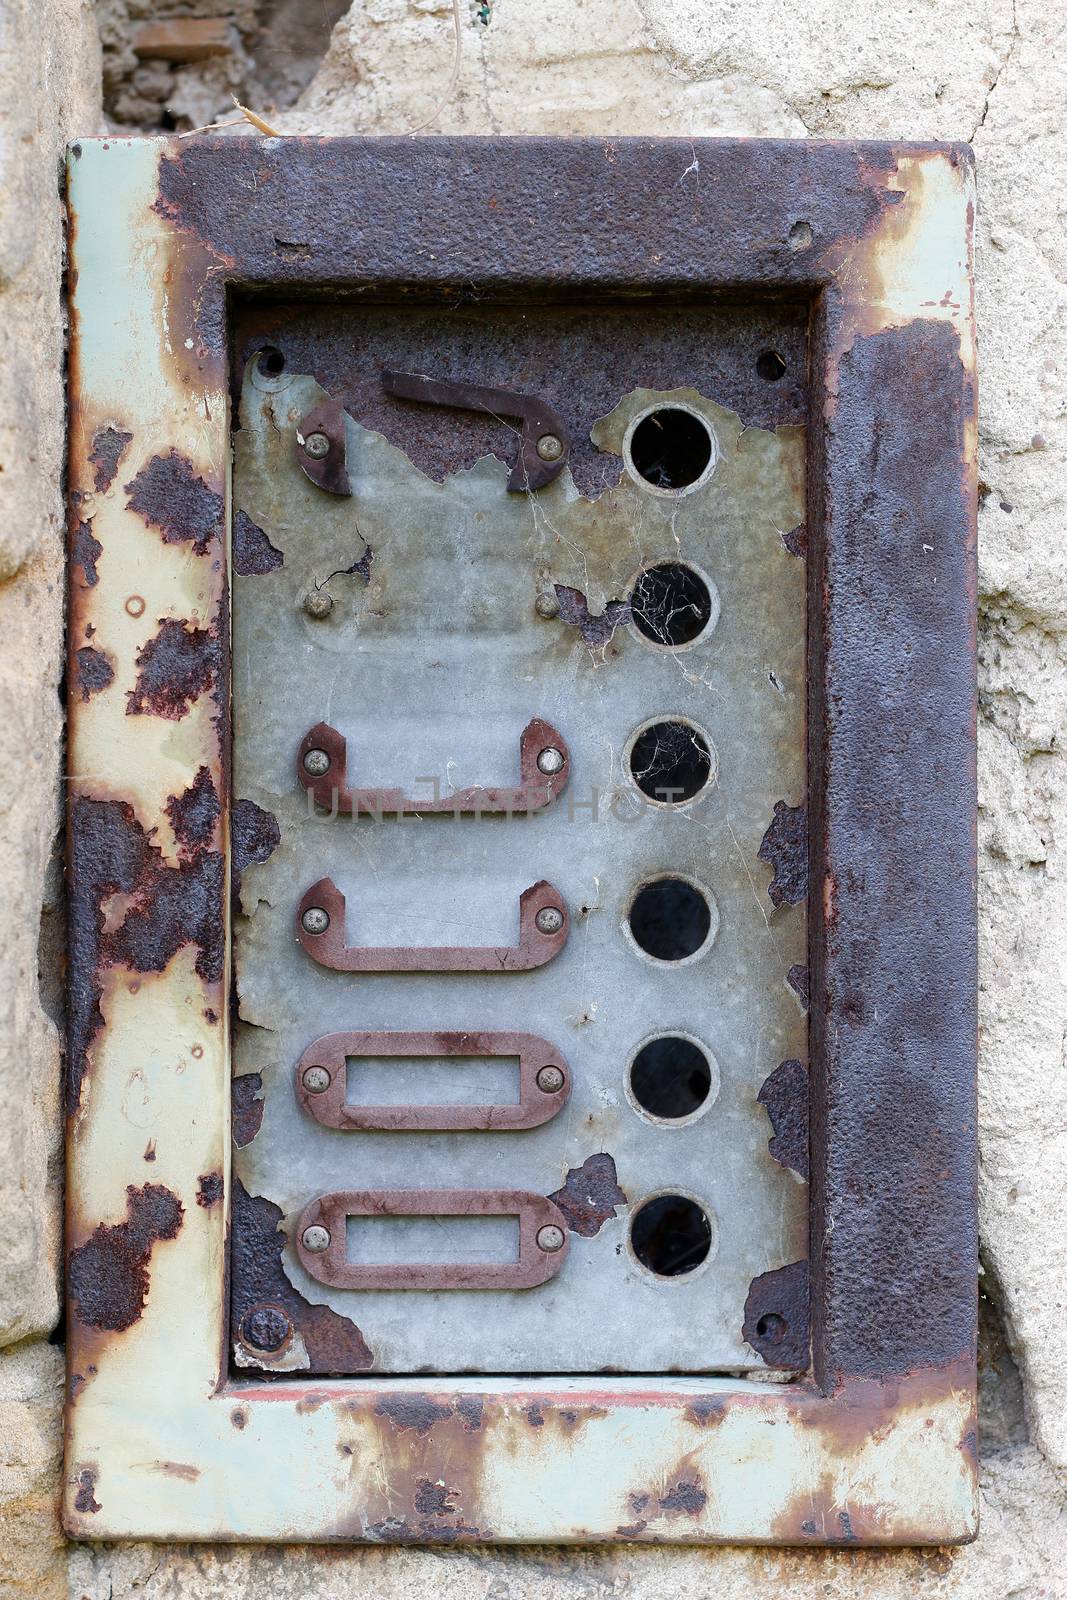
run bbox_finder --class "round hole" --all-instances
[630,1194,713,1277]
[627,719,714,806]
[788,220,813,252]
[627,407,714,491]
[631,561,716,648]
[756,350,787,382]
[256,346,286,378]
[629,1036,713,1121]
[627,877,715,963]
[755,1312,788,1344]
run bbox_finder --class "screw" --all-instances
[302,907,330,936]
[535,906,564,935]
[240,1305,292,1353]
[536,1065,565,1094]
[535,590,560,620]
[303,432,330,459]
[536,434,563,462]
[537,746,564,775]
[303,748,330,777]
[536,1224,565,1253]
[301,1224,331,1253]
[303,589,333,619]
[302,1065,331,1094]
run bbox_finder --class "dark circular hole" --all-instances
[628,720,712,805]
[755,1311,787,1344]
[630,1037,712,1120]
[631,562,713,647]
[627,878,712,962]
[756,350,787,382]
[256,346,286,378]
[631,1194,712,1276]
[628,408,713,490]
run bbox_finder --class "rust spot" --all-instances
[659,1478,707,1515]
[232,798,281,875]
[758,801,808,906]
[144,1140,156,1162]
[781,523,808,557]
[616,1521,648,1537]
[348,545,373,583]
[553,584,631,648]
[231,1408,248,1429]
[89,425,133,493]
[153,1461,200,1481]
[233,509,283,575]
[196,1171,224,1207]
[743,1259,810,1371]
[757,1058,809,1181]
[126,618,222,720]
[375,1396,453,1435]
[67,797,224,1117]
[455,1395,483,1431]
[74,1467,101,1514]
[414,1479,458,1516]
[166,765,220,853]
[125,594,145,617]
[684,1395,728,1428]
[231,1074,264,1147]
[786,963,809,1010]
[230,1178,373,1371]
[548,1152,627,1237]
[71,518,102,587]
[75,645,114,701]
[68,1183,184,1332]
[524,1403,545,1427]
[125,449,223,556]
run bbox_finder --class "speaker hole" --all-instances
[631,562,714,648]
[629,1037,712,1120]
[627,878,713,963]
[628,407,713,490]
[631,1194,712,1277]
[628,719,713,805]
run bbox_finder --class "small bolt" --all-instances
[535,590,560,620]
[240,1305,292,1353]
[302,1065,331,1094]
[301,1224,331,1253]
[536,1065,565,1094]
[303,589,333,619]
[302,907,330,936]
[535,906,564,935]
[303,432,330,459]
[536,434,563,462]
[303,748,331,777]
[536,1224,565,1253]
[537,746,564,776]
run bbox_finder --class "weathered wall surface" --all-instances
[1,0,1065,1596]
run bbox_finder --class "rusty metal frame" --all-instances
[64,136,977,1544]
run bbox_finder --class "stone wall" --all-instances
[2,1,1066,1596]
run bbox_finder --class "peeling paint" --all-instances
[125,449,224,555]
[68,1184,184,1332]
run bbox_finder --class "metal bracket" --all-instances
[297,877,569,972]
[381,370,570,491]
[298,718,570,815]
[295,1189,570,1290]
[296,396,352,496]
[296,1030,571,1130]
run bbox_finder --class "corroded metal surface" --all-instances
[65,134,977,1545]
[231,365,807,1375]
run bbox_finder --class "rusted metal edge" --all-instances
[381,369,570,491]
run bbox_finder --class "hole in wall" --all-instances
[627,407,714,490]
[257,347,286,378]
[627,719,714,805]
[630,1194,713,1277]
[627,877,715,963]
[629,1037,713,1121]
[756,350,787,382]
[630,562,716,648]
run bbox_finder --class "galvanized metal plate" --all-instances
[230,358,807,1374]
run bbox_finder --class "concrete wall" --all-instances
[2,0,1066,1595]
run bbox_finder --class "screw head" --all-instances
[303,431,330,459]
[537,746,564,775]
[302,1065,331,1094]
[301,1224,331,1253]
[536,1224,565,1253]
[536,1065,565,1094]
[301,907,330,936]
[303,748,331,777]
[535,590,560,620]
[536,434,563,462]
[240,1305,292,1353]
[535,905,565,936]
[303,589,333,619]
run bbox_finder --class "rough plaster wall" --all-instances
[0,1,100,1597]
[1,0,1065,1597]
